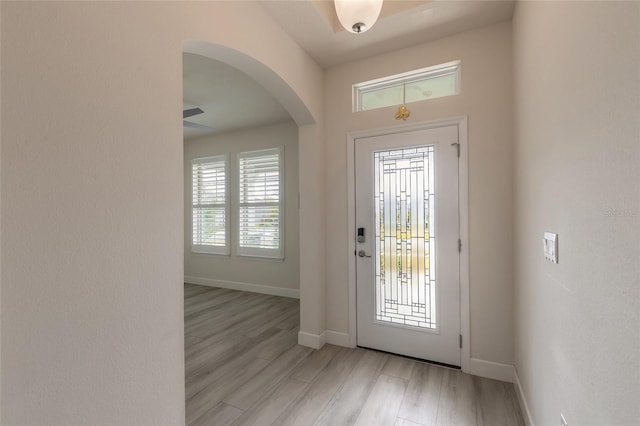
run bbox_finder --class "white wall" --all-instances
[512,2,640,425]
[324,21,514,365]
[0,3,3,420]
[184,121,300,297]
[0,1,323,424]
[298,121,327,341]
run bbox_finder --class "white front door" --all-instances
[355,125,460,366]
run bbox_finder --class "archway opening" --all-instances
[181,41,323,424]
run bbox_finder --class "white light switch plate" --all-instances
[543,232,558,263]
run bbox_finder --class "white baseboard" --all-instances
[298,331,326,349]
[514,368,535,426]
[185,276,300,299]
[325,330,353,347]
[467,358,534,425]
[466,357,515,383]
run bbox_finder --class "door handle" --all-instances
[358,250,371,258]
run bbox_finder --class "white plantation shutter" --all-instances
[192,155,229,254]
[238,148,283,258]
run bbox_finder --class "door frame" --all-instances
[346,116,470,372]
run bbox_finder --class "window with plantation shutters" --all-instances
[192,155,229,255]
[238,148,283,259]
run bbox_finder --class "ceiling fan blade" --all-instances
[183,120,214,131]
[183,107,204,119]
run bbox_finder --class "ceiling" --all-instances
[183,1,515,140]
[183,53,291,140]
[260,0,515,68]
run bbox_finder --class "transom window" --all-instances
[353,60,461,112]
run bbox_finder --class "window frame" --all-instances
[191,154,230,255]
[353,60,461,112]
[236,147,284,260]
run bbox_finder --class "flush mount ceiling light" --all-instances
[335,0,383,34]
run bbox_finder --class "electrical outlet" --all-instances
[560,413,568,426]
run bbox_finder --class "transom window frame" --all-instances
[352,60,461,113]
[191,154,230,255]
[236,147,285,260]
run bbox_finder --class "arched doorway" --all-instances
[182,41,325,347]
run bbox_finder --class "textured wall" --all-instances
[0,1,323,423]
[513,2,640,425]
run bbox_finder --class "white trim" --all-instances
[297,331,326,349]
[325,330,353,347]
[346,116,470,365]
[347,131,358,348]
[514,368,535,426]
[457,119,471,373]
[184,276,299,299]
[467,358,515,383]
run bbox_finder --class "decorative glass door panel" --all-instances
[355,125,460,365]
[374,146,436,329]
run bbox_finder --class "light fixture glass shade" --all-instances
[335,0,383,34]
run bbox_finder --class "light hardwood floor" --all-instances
[184,284,524,426]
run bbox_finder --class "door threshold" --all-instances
[357,345,461,370]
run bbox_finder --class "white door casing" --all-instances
[354,124,461,366]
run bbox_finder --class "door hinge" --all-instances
[458,239,462,253]
[459,334,463,348]
[451,142,460,157]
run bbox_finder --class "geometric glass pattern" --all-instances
[374,145,436,329]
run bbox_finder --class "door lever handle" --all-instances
[358,250,371,258]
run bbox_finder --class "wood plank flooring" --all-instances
[184,284,524,426]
